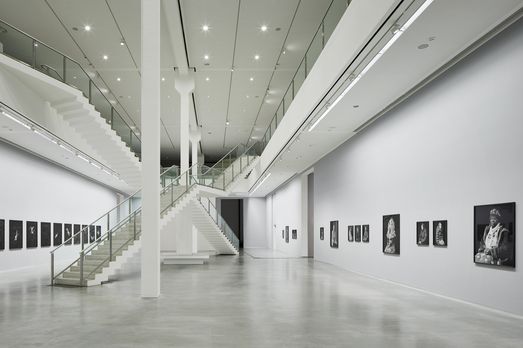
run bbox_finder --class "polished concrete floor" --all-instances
[1,252,522,347]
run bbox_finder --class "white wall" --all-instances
[313,19,523,316]
[243,198,267,249]
[0,141,118,272]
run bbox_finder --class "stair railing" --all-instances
[0,19,142,159]
[198,197,240,251]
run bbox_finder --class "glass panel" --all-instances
[306,30,323,74]
[90,83,112,124]
[130,132,141,160]
[112,109,131,148]
[284,86,293,115]
[35,43,64,81]
[324,0,348,43]
[65,58,89,98]
[0,22,33,66]
[293,59,306,94]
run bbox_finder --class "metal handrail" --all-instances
[198,197,239,247]
[202,142,246,175]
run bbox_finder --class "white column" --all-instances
[140,0,161,298]
[190,131,201,177]
[174,75,195,179]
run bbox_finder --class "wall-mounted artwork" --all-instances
[433,220,448,247]
[383,214,400,255]
[292,229,297,240]
[0,219,5,250]
[474,202,515,268]
[282,230,284,239]
[285,226,289,243]
[330,220,339,248]
[348,226,354,242]
[89,225,96,243]
[416,221,429,246]
[73,224,81,245]
[96,226,102,240]
[82,225,88,244]
[41,222,51,247]
[64,224,72,245]
[362,225,370,243]
[53,223,62,246]
[355,225,362,242]
[9,220,23,249]
[26,221,38,248]
[320,227,324,240]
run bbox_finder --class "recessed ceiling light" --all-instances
[109,100,116,104]
[246,95,250,98]
[205,77,210,81]
[202,24,209,32]
[103,55,108,60]
[127,96,131,99]
[100,88,108,94]
[204,54,209,60]
[207,95,210,98]
[120,39,125,46]
[161,77,165,81]
[254,54,260,60]
[167,95,170,99]
[261,25,268,32]
[117,77,121,82]
[282,50,286,55]
[226,121,230,126]
[34,43,38,47]
[84,25,91,32]
[249,77,254,81]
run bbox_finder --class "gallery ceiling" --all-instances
[0,0,336,163]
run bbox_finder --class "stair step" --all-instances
[54,277,87,287]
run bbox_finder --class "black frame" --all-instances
[41,222,51,247]
[348,225,354,242]
[0,219,5,251]
[330,220,339,248]
[285,226,289,243]
[362,224,369,243]
[64,223,73,245]
[53,223,62,246]
[292,229,297,240]
[383,214,400,255]
[26,221,38,248]
[416,221,430,246]
[320,227,324,240]
[433,220,448,247]
[73,224,81,245]
[9,220,23,249]
[355,225,362,242]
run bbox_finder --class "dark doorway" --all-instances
[219,199,244,248]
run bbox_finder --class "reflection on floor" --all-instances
[244,247,306,259]
[1,252,522,347]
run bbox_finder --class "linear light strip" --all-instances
[308,0,434,132]
[2,110,31,129]
[251,173,271,194]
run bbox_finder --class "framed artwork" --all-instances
[320,227,324,241]
[330,220,339,248]
[82,225,88,244]
[96,226,102,240]
[73,224,81,245]
[433,220,448,247]
[292,229,297,240]
[9,220,23,249]
[362,225,370,243]
[383,214,400,255]
[53,223,62,246]
[282,230,284,239]
[348,226,354,242]
[285,226,289,243]
[26,221,38,248]
[355,225,362,242]
[64,223,73,245]
[41,222,51,247]
[0,219,5,250]
[89,225,95,243]
[474,202,515,268]
[416,221,429,246]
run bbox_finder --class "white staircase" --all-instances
[51,97,142,190]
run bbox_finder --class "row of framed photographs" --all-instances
[281,226,298,243]
[319,202,516,268]
[0,219,102,250]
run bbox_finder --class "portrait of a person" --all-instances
[362,225,369,243]
[348,226,354,242]
[475,208,513,266]
[433,221,447,246]
[383,215,400,254]
[417,222,429,246]
[330,221,338,248]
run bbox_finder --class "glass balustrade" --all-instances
[252,0,350,152]
[0,19,141,160]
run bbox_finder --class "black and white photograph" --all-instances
[320,227,324,241]
[73,224,81,245]
[348,226,354,242]
[9,220,23,249]
[53,223,62,246]
[474,202,515,268]
[383,214,400,255]
[0,219,5,251]
[433,220,447,247]
[282,230,284,239]
[82,225,88,244]
[355,225,362,242]
[41,222,51,247]
[89,225,96,243]
[292,229,297,240]
[285,226,289,243]
[330,220,339,248]
[416,221,430,246]
[64,223,72,245]
[26,221,38,248]
[362,225,370,243]
[96,225,102,240]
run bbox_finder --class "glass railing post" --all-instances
[322,22,325,48]
[134,214,137,240]
[31,39,36,68]
[111,107,114,128]
[107,214,110,238]
[62,55,66,83]
[79,251,84,286]
[81,227,84,251]
[109,230,113,262]
[50,253,54,286]
[305,56,308,77]
[88,80,92,103]
[292,80,295,99]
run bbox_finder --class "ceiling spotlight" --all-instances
[261,25,268,32]
[116,77,121,82]
[205,77,210,81]
[109,100,116,104]
[282,50,286,55]
[226,121,230,126]
[254,54,260,60]
[167,95,171,99]
[202,24,209,32]
[100,88,108,94]
[204,54,209,60]
[161,77,165,81]
[249,77,254,81]
[84,25,91,32]
[34,43,38,47]
[120,39,125,46]
[103,55,108,60]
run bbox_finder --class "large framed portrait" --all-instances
[347,226,354,242]
[41,222,51,247]
[96,226,102,240]
[82,225,88,244]
[383,214,400,255]
[89,225,96,243]
[433,220,448,247]
[330,220,339,248]
[9,220,23,249]
[26,221,38,248]
[0,219,5,251]
[416,221,429,246]
[355,225,362,242]
[53,223,62,246]
[320,227,324,240]
[474,202,515,268]
[73,224,81,245]
[362,225,370,243]
[64,224,72,245]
